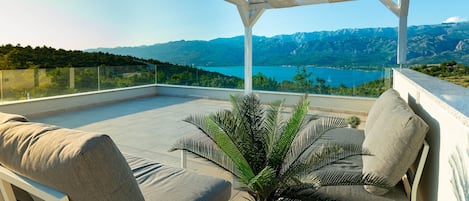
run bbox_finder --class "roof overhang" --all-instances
[226,0,352,9]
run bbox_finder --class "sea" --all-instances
[197,66,390,87]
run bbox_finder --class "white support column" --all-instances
[380,0,409,66]
[398,15,408,66]
[244,26,253,94]
[398,0,409,66]
[227,0,265,94]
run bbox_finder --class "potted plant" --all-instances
[171,94,386,201]
[346,115,361,128]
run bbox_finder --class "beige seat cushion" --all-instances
[0,113,144,201]
[362,92,429,195]
[124,153,232,201]
[315,128,408,201]
[317,183,408,201]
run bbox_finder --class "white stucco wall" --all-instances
[156,84,375,115]
[0,84,157,117]
[393,69,469,201]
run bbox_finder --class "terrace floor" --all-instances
[30,95,366,201]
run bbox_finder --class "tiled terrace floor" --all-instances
[30,95,250,200]
[30,95,366,201]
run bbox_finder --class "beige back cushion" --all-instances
[0,113,144,201]
[365,89,403,136]
[362,92,428,195]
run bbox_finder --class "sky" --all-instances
[0,0,468,50]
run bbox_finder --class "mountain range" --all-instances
[88,22,469,67]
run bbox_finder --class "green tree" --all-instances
[253,72,279,91]
[293,66,313,93]
[171,94,388,201]
[315,77,327,94]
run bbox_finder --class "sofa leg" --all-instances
[0,180,16,201]
[181,150,187,168]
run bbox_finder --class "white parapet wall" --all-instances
[0,83,374,117]
[156,84,376,115]
[0,84,157,117]
[393,68,469,201]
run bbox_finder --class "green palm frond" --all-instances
[210,110,238,137]
[276,172,390,201]
[307,143,367,171]
[184,114,212,138]
[264,99,285,158]
[210,110,251,158]
[312,171,391,189]
[205,116,256,183]
[247,166,277,199]
[230,94,267,173]
[269,96,310,169]
[281,115,347,175]
[274,183,331,201]
[169,134,237,174]
[280,143,367,188]
[184,104,262,180]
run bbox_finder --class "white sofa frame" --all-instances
[0,138,428,201]
[402,140,430,201]
[0,165,68,201]
[180,140,430,201]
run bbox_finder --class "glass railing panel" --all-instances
[99,65,155,90]
[38,67,78,97]
[1,69,33,101]
[0,67,94,101]
[0,65,157,103]
[0,64,392,103]
[196,65,392,97]
[72,67,99,92]
[157,65,243,89]
[255,66,392,97]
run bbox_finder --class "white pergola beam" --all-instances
[225,0,246,6]
[379,0,400,16]
[297,0,343,6]
[399,0,409,16]
[248,8,265,26]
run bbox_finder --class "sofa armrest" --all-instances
[402,140,430,201]
[0,165,69,201]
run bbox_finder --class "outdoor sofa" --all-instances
[315,88,430,201]
[0,112,232,201]
[175,88,430,201]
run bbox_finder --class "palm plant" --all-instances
[170,93,387,201]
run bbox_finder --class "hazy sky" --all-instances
[1,0,468,50]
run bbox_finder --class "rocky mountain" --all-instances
[88,22,469,66]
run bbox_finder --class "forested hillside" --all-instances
[411,61,469,87]
[0,44,142,69]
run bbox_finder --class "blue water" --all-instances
[198,66,389,87]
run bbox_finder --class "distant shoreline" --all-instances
[197,66,390,87]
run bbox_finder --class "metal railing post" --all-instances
[154,65,157,84]
[97,66,101,91]
[0,71,3,103]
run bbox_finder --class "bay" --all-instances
[197,66,390,87]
